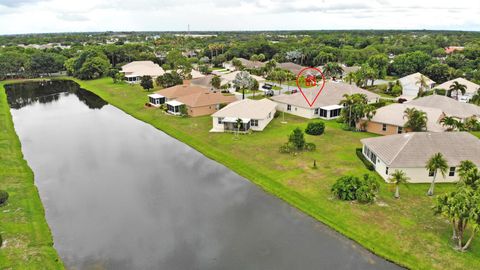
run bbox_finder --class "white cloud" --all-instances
[0,0,478,34]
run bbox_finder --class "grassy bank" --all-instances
[74,77,479,270]
[0,81,64,269]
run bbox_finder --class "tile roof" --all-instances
[212,98,276,119]
[407,95,480,119]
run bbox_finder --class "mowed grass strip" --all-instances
[74,77,480,270]
[0,81,64,269]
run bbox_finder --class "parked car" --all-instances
[291,89,298,94]
[262,83,273,90]
[265,90,274,96]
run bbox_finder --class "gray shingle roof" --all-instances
[361,132,480,167]
[407,95,480,119]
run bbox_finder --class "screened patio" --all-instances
[221,117,251,133]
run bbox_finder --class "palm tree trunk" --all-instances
[394,185,400,199]
[427,171,436,196]
[461,227,476,251]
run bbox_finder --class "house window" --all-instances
[250,119,258,127]
[314,108,319,115]
[385,167,389,175]
[397,126,403,134]
[319,109,327,117]
[330,108,341,118]
[287,105,291,111]
[428,169,434,177]
[218,117,223,124]
[382,124,387,131]
[449,167,456,177]
[268,112,271,118]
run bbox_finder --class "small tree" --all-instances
[211,75,221,89]
[331,174,379,203]
[289,128,305,150]
[179,104,188,117]
[388,170,410,199]
[140,75,154,91]
[425,152,449,196]
[305,121,325,135]
[403,107,427,132]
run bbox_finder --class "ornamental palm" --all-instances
[440,116,458,131]
[448,81,467,100]
[388,170,410,199]
[415,75,429,97]
[470,89,480,105]
[403,108,427,131]
[425,153,448,196]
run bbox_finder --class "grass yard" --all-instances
[0,80,64,269]
[73,77,480,270]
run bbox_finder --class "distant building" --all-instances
[277,62,306,75]
[271,81,380,119]
[398,72,435,97]
[361,132,480,183]
[407,95,480,121]
[445,46,465,54]
[434,77,480,102]
[223,58,266,70]
[121,61,165,83]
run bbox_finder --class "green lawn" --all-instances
[0,80,64,269]
[72,77,479,270]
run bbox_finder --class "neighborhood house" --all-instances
[435,77,480,102]
[211,98,277,133]
[271,81,380,119]
[121,61,165,83]
[407,95,480,121]
[398,72,435,97]
[361,132,480,183]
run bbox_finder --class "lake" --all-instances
[6,80,401,270]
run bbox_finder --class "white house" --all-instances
[121,61,165,83]
[271,81,380,119]
[398,72,435,97]
[434,77,480,102]
[361,132,480,183]
[211,98,276,132]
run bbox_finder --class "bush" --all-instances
[0,190,8,206]
[305,121,325,135]
[304,142,316,151]
[355,148,374,171]
[279,142,294,154]
[331,174,379,203]
[274,111,280,118]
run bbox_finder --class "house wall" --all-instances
[252,108,276,131]
[188,104,221,117]
[363,121,403,135]
[275,102,317,119]
[212,117,224,131]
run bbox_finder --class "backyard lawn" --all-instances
[73,77,480,270]
[0,80,64,269]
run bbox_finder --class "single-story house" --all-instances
[361,132,480,183]
[121,61,165,83]
[170,91,237,117]
[360,103,446,135]
[398,72,435,97]
[157,84,207,101]
[271,81,380,119]
[223,58,266,70]
[278,62,306,75]
[211,98,277,133]
[407,95,480,121]
[190,75,215,89]
[434,78,480,102]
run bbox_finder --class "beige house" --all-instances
[407,95,480,120]
[211,98,276,132]
[361,132,480,183]
[121,61,165,83]
[361,103,446,135]
[169,91,236,117]
[220,71,266,87]
[398,72,435,97]
[271,81,380,119]
[434,78,480,102]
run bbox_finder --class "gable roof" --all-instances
[175,91,236,107]
[121,61,165,77]
[236,58,266,69]
[398,72,435,86]
[435,78,480,95]
[271,81,380,109]
[220,71,266,84]
[278,62,306,75]
[156,84,206,99]
[190,75,215,88]
[212,98,276,119]
[368,103,446,132]
[407,95,480,119]
[361,132,480,167]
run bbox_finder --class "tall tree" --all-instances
[448,81,467,100]
[425,152,449,196]
[140,75,154,91]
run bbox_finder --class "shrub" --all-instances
[274,111,280,118]
[0,190,8,206]
[279,142,294,153]
[355,148,374,171]
[304,142,316,151]
[305,121,325,135]
[288,128,305,150]
[331,174,379,203]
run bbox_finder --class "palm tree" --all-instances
[403,108,427,132]
[448,81,467,100]
[415,75,429,97]
[322,62,343,79]
[388,170,410,199]
[440,116,458,131]
[340,94,355,127]
[235,118,243,137]
[458,160,476,181]
[425,153,448,196]
[471,89,480,105]
[344,72,356,85]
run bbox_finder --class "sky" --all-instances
[0,0,479,34]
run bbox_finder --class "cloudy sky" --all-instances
[0,0,479,34]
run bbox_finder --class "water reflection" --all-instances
[6,81,402,270]
[5,80,107,110]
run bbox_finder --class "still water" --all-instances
[6,81,401,270]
